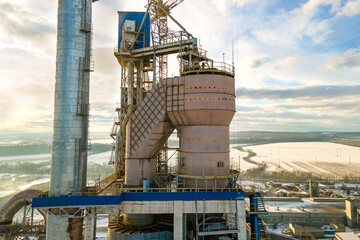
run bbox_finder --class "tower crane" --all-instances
[148,0,185,82]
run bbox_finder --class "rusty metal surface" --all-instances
[0,189,43,224]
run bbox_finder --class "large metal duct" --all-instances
[47,0,92,239]
[120,81,174,229]
[124,80,174,187]
[0,189,43,225]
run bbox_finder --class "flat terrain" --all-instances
[332,139,360,148]
[230,142,360,179]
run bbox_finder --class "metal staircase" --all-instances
[246,219,271,240]
[110,119,119,140]
[246,192,267,214]
[254,193,267,213]
[245,193,270,240]
[108,143,115,165]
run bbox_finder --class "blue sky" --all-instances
[0,0,359,133]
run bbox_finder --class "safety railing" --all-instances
[37,187,243,198]
[152,30,192,46]
[168,165,240,177]
[245,192,268,213]
[196,47,208,57]
[114,30,193,53]
[197,221,237,234]
[245,202,268,213]
[95,171,118,192]
[120,187,241,193]
[179,45,208,57]
[214,61,235,75]
[179,60,235,77]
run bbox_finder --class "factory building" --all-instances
[345,197,360,228]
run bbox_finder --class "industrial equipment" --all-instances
[29,0,268,239]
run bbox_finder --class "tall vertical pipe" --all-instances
[46,0,92,239]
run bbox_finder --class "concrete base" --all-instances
[115,199,246,240]
[263,212,345,225]
[237,200,247,240]
[84,216,96,240]
[174,201,183,240]
[46,214,70,240]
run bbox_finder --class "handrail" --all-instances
[245,203,268,212]
[95,171,118,193]
[115,30,192,53]
[197,221,237,233]
[168,171,240,179]
[37,187,244,198]
[179,60,235,77]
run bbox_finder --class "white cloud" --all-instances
[277,56,299,69]
[233,95,360,131]
[337,0,360,17]
[233,0,259,8]
[249,55,270,68]
[210,0,259,11]
[323,48,360,71]
[301,0,340,17]
[235,85,360,100]
[1,0,360,132]
[246,1,335,52]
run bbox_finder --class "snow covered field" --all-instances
[88,151,112,164]
[230,142,360,177]
[0,151,113,199]
[265,198,345,213]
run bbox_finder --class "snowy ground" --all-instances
[229,148,258,171]
[0,151,113,199]
[0,174,50,199]
[265,198,345,213]
[88,151,112,165]
[230,142,360,177]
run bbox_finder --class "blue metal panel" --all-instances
[122,191,244,202]
[254,214,259,240]
[32,191,244,208]
[118,11,151,50]
[32,195,122,208]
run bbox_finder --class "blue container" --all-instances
[118,11,151,50]
[143,180,150,192]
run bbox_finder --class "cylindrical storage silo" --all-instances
[167,74,235,188]
[46,0,92,239]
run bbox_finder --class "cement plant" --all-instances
[0,0,360,240]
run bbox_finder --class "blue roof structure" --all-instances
[118,11,151,50]
[32,191,245,208]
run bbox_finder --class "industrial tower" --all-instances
[107,0,247,238]
[30,1,270,240]
[46,0,95,238]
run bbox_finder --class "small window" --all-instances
[217,161,224,168]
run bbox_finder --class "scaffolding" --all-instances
[112,1,194,179]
